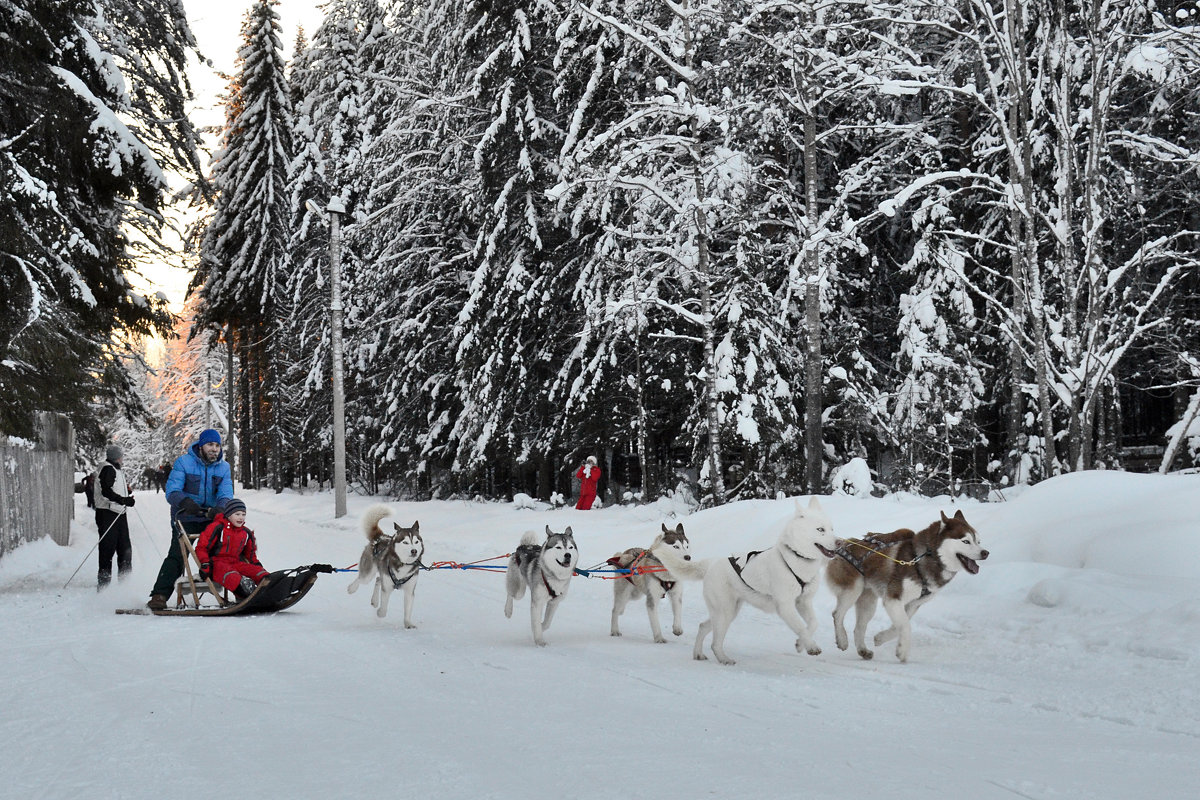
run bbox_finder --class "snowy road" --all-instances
[2,473,1197,799]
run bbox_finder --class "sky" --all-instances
[2,471,1198,798]
[136,1,327,310]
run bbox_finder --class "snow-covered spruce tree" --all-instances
[446,0,580,497]
[356,0,480,497]
[280,0,396,491]
[196,0,294,489]
[0,0,199,446]
[555,0,832,503]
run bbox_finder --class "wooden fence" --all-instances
[0,413,74,559]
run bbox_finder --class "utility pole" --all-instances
[327,197,348,518]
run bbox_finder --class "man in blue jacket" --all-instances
[147,429,234,609]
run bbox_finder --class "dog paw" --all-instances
[896,646,908,663]
[611,630,622,637]
[672,626,683,637]
[654,636,667,644]
[717,657,736,666]
[405,622,417,630]
[535,639,547,647]
[694,653,708,661]
[806,645,822,656]
[858,647,874,660]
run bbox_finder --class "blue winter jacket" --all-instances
[165,440,234,524]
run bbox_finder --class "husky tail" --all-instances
[518,530,540,547]
[361,504,393,541]
[651,538,709,580]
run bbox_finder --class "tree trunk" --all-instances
[802,109,823,494]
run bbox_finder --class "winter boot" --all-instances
[97,570,111,591]
[235,576,258,600]
[147,594,167,610]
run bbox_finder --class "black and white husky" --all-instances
[347,504,424,627]
[504,526,579,646]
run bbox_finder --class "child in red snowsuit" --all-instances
[195,498,268,598]
[575,456,601,510]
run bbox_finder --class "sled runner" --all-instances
[116,564,334,616]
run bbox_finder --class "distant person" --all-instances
[81,472,96,509]
[575,455,601,510]
[147,429,233,610]
[95,445,135,589]
[195,498,268,600]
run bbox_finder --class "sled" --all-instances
[116,564,334,616]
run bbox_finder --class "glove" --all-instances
[179,497,202,516]
[123,495,135,507]
[203,506,218,520]
[198,562,211,581]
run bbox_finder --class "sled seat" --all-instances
[174,527,230,609]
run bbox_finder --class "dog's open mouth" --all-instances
[958,554,980,574]
[558,556,573,567]
[816,543,838,559]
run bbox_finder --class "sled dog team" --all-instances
[349,498,989,663]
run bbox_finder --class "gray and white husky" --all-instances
[655,497,840,665]
[347,504,424,627]
[608,523,691,643]
[504,526,579,646]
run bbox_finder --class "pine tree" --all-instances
[197,0,294,487]
[1,0,199,445]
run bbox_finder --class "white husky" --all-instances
[655,497,840,665]
[347,504,424,627]
[504,526,579,646]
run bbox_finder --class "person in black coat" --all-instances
[94,445,135,589]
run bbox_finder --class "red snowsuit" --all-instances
[575,464,601,510]
[195,514,268,593]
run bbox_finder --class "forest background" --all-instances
[4,0,1200,506]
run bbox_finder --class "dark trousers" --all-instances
[150,518,207,597]
[95,509,131,588]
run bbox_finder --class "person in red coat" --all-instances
[195,498,269,599]
[575,455,601,510]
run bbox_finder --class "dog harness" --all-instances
[833,534,888,575]
[373,536,422,589]
[834,536,935,598]
[728,548,809,593]
[607,549,677,593]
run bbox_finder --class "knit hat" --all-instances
[197,428,222,447]
[586,455,597,465]
[106,445,123,463]
[222,498,247,516]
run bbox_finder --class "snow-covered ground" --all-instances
[2,471,1198,799]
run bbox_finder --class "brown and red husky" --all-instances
[828,510,988,662]
[607,523,691,643]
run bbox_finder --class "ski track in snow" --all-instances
[1,473,1198,799]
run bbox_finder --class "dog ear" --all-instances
[953,510,965,522]
[545,525,552,536]
[674,523,685,536]
[808,496,823,511]
[411,520,420,532]
[940,510,951,524]
[795,498,804,514]
[563,526,573,537]
[662,522,670,534]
